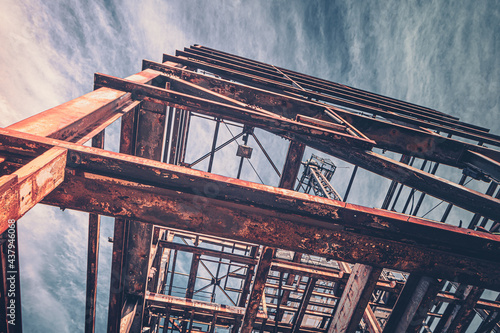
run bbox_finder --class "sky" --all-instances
[0,0,499,332]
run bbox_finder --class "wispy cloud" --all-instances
[1,0,498,331]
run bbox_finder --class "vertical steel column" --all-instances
[84,130,104,333]
[168,108,182,165]
[107,103,138,332]
[241,247,275,333]
[328,264,382,333]
[343,166,358,202]
[280,141,306,190]
[207,119,220,173]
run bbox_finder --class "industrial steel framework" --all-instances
[1,45,500,333]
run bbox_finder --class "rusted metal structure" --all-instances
[1,45,500,333]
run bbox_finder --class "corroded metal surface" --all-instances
[1,46,500,332]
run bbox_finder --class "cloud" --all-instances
[1,1,498,331]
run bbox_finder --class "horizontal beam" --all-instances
[192,45,457,120]
[279,140,306,190]
[158,240,257,265]
[0,139,490,289]
[39,169,500,288]
[146,292,266,319]
[462,150,500,182]
[271,260,402,293]
[1,130,499,288]
[7,70,160,141]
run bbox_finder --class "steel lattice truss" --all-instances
[1,45,500,333]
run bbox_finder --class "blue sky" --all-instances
[1,0,499,332]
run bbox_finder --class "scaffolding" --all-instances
[1,45,499,333]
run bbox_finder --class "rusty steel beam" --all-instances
[2,129,500,276]
[3,134,497,287]
[271,260,402,294]
[241,247,274,333]
[146,228,165,295]
[168,108,181,165]
[336,261,382,333]
[363,306,382,333]
[400,278,445,333]
[75,101,141,146]
[7,70,160,142]
[120,296,138,333]
[84,213,101,333]
[108,105,137,333]
[463,150,500,182]
[279,70,483,132]
[477,307,500,333]
[84,130,104,333]
[186,46,285,79]
[185,254,200,299]
[123,105,166,332]
[237,246,258,309]
[185,47,470,132]
[325,148,500,222]
[16,163,498,289]
[158,231,175,294]
[274,65,455,120]
[193,45,282,73]
[160,54,500,147]
[328,264,382,333]
[145,59,500,167]
[0,147,67,232]
[143,59,324,118]
[107,218,128,333]
[4,112,500,225]
[92,73,500,220]
[175,49,291,85]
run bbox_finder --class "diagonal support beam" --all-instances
[328,264,382,333]
[241,247,275,333]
